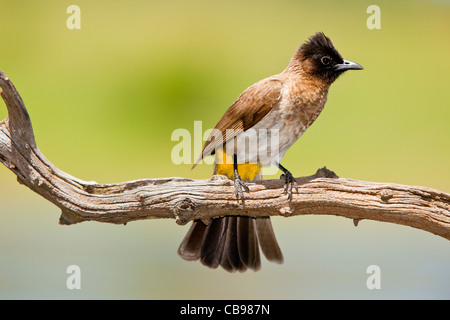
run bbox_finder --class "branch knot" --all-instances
[173,198,197,225]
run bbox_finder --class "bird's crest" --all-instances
[298,32,343,63]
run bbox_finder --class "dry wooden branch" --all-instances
[0,70,449,240]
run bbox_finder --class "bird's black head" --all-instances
[297,32,363,83]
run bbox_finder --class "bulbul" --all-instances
[178,32,363,272]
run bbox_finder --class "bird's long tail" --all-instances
[177,150,283,272]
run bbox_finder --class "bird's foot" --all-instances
[234,171,249,204]
[280,170,298,200]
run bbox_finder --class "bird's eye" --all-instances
[321,56,331,65]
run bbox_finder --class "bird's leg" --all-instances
[278,163,298,200]
[233,154,249,203]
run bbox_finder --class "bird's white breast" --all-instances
[233,82,328,166]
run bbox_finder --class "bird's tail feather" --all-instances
[177,152,283,272]
[177,215,282,272]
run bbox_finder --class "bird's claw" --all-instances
[280,171,298,200]
[234,172,249,204]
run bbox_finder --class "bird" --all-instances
[177,32,363,272]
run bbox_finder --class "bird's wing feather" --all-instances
[192,77,283,168]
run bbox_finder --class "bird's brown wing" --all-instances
[192,77,284,168]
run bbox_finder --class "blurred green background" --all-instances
[0,0,449,299]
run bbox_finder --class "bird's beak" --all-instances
[335,60,364,71]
